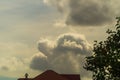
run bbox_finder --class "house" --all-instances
[18,70,80,80]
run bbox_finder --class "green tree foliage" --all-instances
[84,17,120,80]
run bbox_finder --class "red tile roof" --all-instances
[18,70,80,80]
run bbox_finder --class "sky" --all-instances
[0,0,120,80]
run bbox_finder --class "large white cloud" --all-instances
[30,33,92,80]
[44,0,120,26]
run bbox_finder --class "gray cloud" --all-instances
[66,0,113,26]
[38,39,53,56]
[30,33,92,80]
[0,66,9,71]
[44,0,119,26]
[30,53,51,71]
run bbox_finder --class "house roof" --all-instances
[61,74,80,80]
[18,78,33,80]
[33,70,68,80]
[18,70,80,80]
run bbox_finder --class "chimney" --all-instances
[25,73,29,79]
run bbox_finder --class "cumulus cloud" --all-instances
[30,53,51,71]
[30,33,92,80]
[54,33,91,54]
[44,0,119,26]
[38,39,53,56]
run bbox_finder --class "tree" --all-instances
[84,17,120,80]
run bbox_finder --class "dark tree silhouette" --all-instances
[84,17,120,80]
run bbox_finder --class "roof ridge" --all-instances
[33,70,69,80]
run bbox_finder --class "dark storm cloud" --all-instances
[44,0,117,26]
[66,0,114,26]
[30,33,92,79]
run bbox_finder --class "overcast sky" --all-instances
[0,0,120,80]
